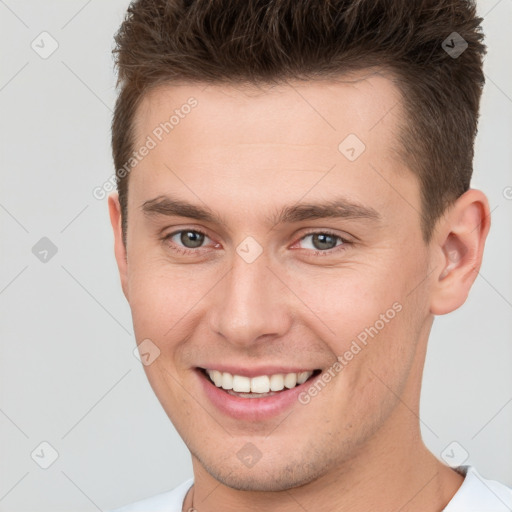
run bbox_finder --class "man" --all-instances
[108,1,512,511]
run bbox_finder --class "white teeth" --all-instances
[211,370,223,387]
[221,372,233,390]
[251,375,270,393]
[284,373,297,389]
[206,369,314,394]
[297,371,310,384]
[232,375,251,392]
[269,374,285,391]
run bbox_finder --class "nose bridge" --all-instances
[208,249,291,346]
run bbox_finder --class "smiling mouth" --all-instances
[198,367,322,398]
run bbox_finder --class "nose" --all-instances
[207,250,293,348]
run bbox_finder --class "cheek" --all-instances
[127,259,210,339]
[288,255,426,397]
[290,264,405,346]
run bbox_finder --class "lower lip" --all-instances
[196,369,320,421]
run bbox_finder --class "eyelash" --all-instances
[161,229,351,257]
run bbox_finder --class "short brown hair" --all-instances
[112,0,486,245]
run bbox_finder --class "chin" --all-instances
[194,449,330,492]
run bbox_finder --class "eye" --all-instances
[161,228,352,257]
[162,229,214,255]
[294,230,351,255]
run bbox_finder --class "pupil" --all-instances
[313,233,336,250]
[181,231,204,248]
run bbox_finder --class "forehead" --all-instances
[135,70,404,153]
[128,71,417,230]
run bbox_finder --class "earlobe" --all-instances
[108,192,129,301]
[430,189,490,315]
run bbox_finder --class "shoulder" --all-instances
[444,466,512,511]
[109,478,194,512]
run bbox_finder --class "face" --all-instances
[111,72,438,491]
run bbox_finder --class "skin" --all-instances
[108,70,490,512]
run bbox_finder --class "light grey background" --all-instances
[0,1,511,510]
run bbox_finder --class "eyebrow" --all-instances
[141,194,381,227]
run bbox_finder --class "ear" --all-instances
[429,189,491,315]
[108,192,129,301]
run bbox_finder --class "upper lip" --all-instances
[197,365,321,378]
